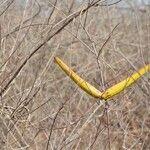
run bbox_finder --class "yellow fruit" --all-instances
[102,64,150,99]
[55,57,150,100]
[54,57,103,98]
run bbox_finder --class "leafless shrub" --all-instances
[0,0,149,149]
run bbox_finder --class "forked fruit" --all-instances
[55,57,150,100]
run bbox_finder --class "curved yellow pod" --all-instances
[102,64,150,100]
[54,57,103,98]
[55,57,150,100]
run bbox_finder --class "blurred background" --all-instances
[0,0,149,149]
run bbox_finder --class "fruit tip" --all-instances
[54,57,58,63]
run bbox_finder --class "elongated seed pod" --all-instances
[102,64,150,100]
[54,57,103,98]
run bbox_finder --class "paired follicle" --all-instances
[55,57,150,100]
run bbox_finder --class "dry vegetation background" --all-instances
[0,0,150,149]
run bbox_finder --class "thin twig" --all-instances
[45,101,66,150]
[105,101,111,150]
[97,23,120,59]
[94,0,122,7]
[0,0,102,97]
